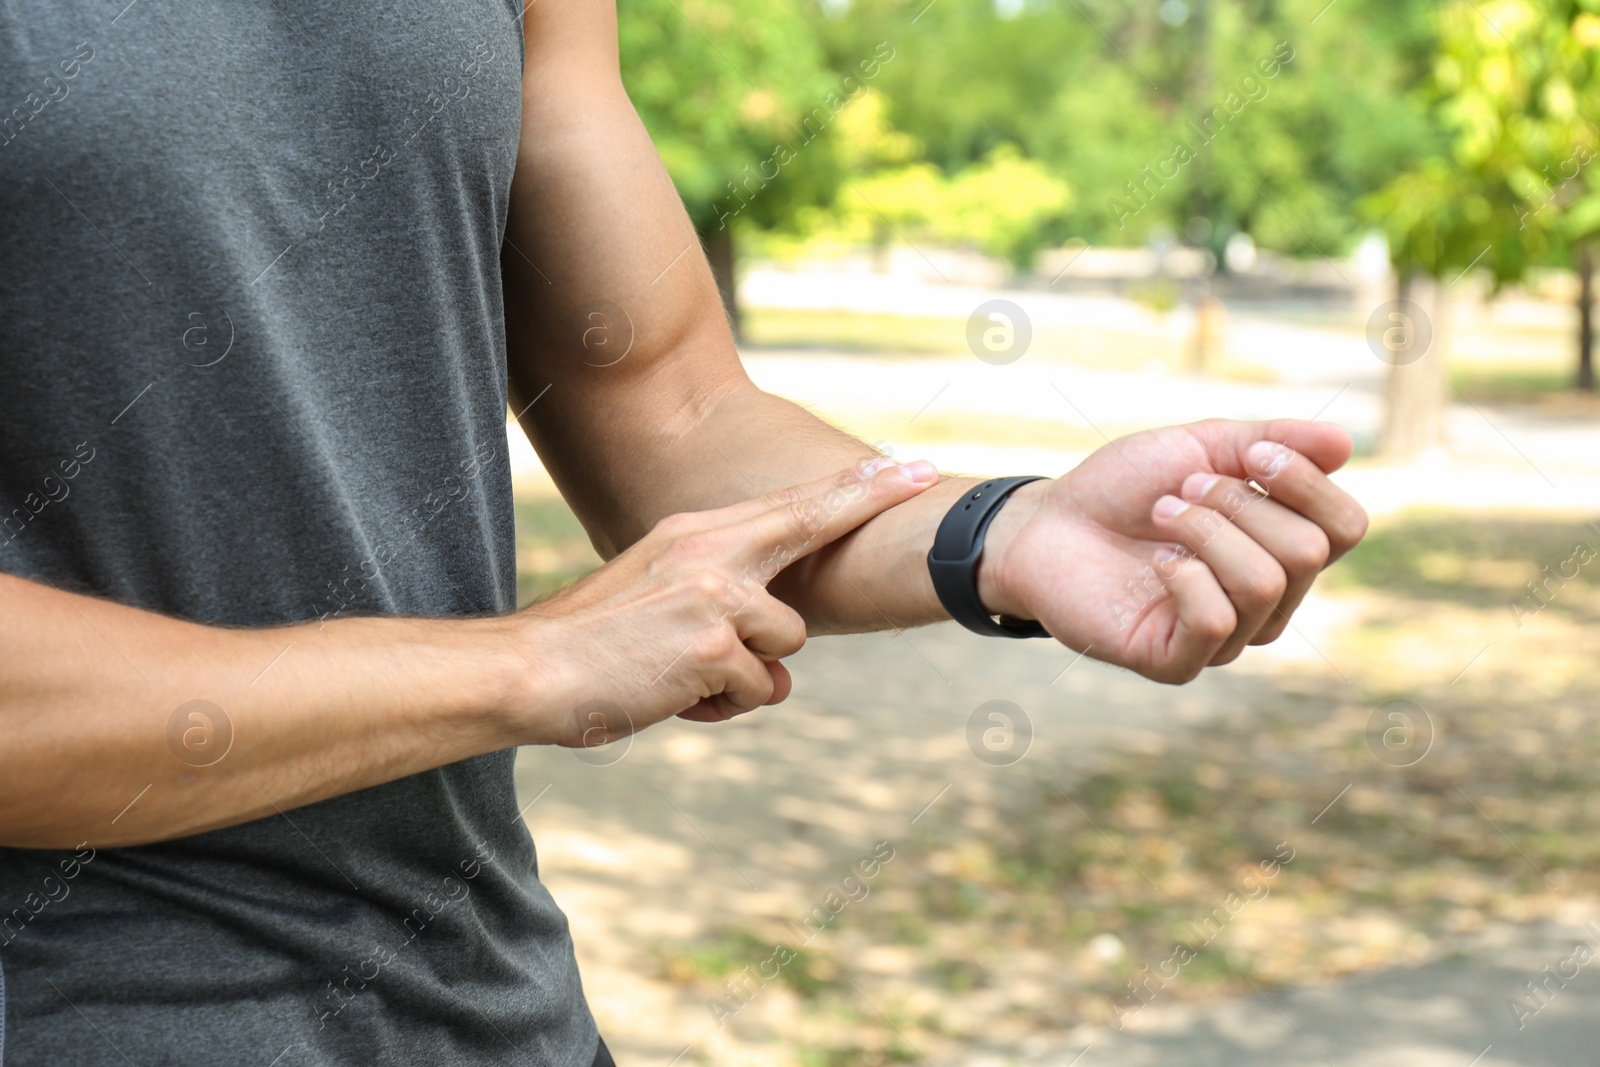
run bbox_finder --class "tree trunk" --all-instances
[1188,291,1225,376]
[1379,272,1450,462]
[1578,242,1595,392]
[871,223,893,273]
[702,227,742,343]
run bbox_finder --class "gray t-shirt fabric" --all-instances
[0,2,602,1063]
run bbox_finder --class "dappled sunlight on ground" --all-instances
[507,297,1599,1062]
[509,505,1600,1064]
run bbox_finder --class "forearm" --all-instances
[0,574,523,849]
[499,12,1014,635]
[530,373,1013,635]
[627,384,1000,634]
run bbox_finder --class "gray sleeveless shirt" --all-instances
[0,1,598,1062]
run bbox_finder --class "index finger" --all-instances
[1191,419,1367,562]
[1192,418,1354,476]
[1245,443,1368,563]
[720,457,940,577]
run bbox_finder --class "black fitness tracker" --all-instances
[927,476,1050,638]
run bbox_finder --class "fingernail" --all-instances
[1153,494,1188,520]
[1156,545,1188,564]
[897,460,938,484]
[1181,472,1219,503]
[1248,440,1290,476]
[858,456,896,478]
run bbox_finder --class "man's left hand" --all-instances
[977,418,1369,683]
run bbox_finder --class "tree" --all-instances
[617,0,846,335]
[825,0,1442,257]
[1474,0,1600,390]
[837,144,1073,270]
[1365,0,1600,457]
[1548,8,1600,389]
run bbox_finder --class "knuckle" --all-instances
[1285,529,1331,573]
[1194,606,1236,643]
[1248,622,1287,646]
[690,571,733,602]
[763,483,804,511]
[1331,507,1369,553]
[650,512,695,539]
[1210,645,1244,666]
[670,528,722,560]
[694,624,739,661]
[776,608,808,656]
[1249,567,1288,607]
[750,594,808,656]
[746,672,776,709]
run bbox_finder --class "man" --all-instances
[0,0,1367,1063]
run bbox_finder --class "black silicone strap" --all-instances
[927,476,1049,638]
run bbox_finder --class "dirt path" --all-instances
[1075,916,1600,1067]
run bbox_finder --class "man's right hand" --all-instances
[505,457,939,750]
[0,456,935,849]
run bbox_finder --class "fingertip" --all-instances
[765,660,793,703]
[677,701,728,723]
[1273,420,1354,473]
[856,455,897,479]
[893,459,939,486]
[1322,425,1355,470]
[1246,440,1294,480]
[1180,472,1219,503]
[1152,494,1189,522]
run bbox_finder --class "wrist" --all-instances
[477,608,598,748]
[456,613,565,747]
[974,477,1048,621]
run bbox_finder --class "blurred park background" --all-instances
[511,0,1600,1063]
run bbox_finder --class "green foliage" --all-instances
[937,145,1075,264]
[1366,0,1600,281]
[512,497,600,608]
[617,0,846,231]
[817,0,1442,255]
[615,0,1596,273]
[839,144,1073,266]
[1321,510,1600,619]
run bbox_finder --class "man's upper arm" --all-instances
[518,0,621,94]
[505,0,753,554]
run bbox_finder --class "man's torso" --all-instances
[0,2,598,1062]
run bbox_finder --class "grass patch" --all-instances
[740,307,1278,383]
[1322,508,1600,619]
[513,495,601,607]
[742,308,970,356]
[797,1043,919,1067]
[836,411,1107,454]
[1450,364,1575,402]
[656,928,842,1000]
